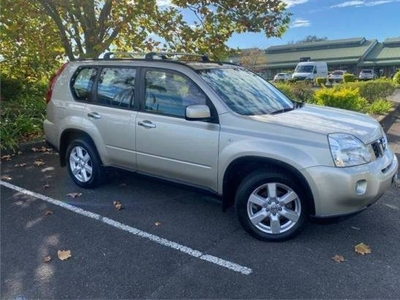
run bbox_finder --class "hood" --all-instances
[252,104,382,144]
[292,72,313,79]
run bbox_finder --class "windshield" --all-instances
[197,67,294,115]
[295,65,314,73]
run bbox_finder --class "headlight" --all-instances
[328,133,372,167]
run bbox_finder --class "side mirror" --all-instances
[185,104,211,121]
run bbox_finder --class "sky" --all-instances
[226,0,400,49]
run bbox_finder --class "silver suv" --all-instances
[359,69,377,80]
[44,52,398,241]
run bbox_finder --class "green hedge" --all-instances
[315,77,326,86]
[1,79,47,152]
[342,78,396,102]
[313,87,368,112]
[394,70,400,85]
[343,74,355,83]
[273,81,314,102]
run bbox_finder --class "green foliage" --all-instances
[366,99,393,115]
[342,79,396,102]
[313,87,368,112]
[273,81,314,103]
[315,77,326,86]
[343,73,355,83]
[0,82,46,152]
[394,70,400,85]
[21,0,291,60]
[0,74,24,100]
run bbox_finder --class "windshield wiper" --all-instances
[270,107,294,115]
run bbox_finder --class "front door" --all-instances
[136,69,220,191]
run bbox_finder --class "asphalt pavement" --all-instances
[1,104,400,299]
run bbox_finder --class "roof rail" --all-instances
[103,51,210,62]
[103,52,147,59]
[144,52,210,62]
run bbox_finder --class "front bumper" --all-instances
[303,151,398,217]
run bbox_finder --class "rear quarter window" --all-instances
[71,67,97,102]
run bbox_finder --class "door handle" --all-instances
[87,112,102,120]
[138,120,156,129]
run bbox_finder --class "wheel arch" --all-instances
[59,129,101,167]
[222,156,315,215]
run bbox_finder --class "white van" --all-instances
[292,61,328,81]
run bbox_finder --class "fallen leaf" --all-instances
[33,159,45,166]
[44,256,52,263]
[44,210,53,216]
[1,175,12,181]
[113,200,123,210]
[1,155,12,161]
[14,163,28,167]
[354,243,371,255]
[332,255,345,263]
[31,146,52,153]
[155,222,161,226]
[57,250,72,261]
[67,192,82,198]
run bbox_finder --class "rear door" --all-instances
[135,68,220,191]
[74,66,138,168]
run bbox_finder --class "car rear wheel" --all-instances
[66,138,104,188]
[235,170,309,242]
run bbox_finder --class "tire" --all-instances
[235,170,309,242]
[66,138,105,188]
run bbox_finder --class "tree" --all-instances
[1,0,65,80]
[296,35,328,44]
[3,0,291,61]
[239,48,267,72]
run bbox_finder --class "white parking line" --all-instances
[1,181,253,275]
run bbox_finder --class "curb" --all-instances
[375,102,400,132]
[2,139,47,156]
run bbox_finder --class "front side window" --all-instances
[71,67,97,102]
[144,70,206,117]
[97,68,136,108]
[198,67,293,115]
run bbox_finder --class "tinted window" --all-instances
[71,67,97,101]
[97,68,136,108]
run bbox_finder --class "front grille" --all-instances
[371,137,387,159]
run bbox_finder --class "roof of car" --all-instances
[71,51,241,71]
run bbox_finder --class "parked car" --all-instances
[44,52,398,242]
[359,69,377,80]
[273,72,291,82]
[328,70,346,83]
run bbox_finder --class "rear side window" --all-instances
[97,68,136,108]
[71,67,97,101]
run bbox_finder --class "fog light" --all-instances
[355,180,367,195]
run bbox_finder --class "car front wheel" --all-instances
[66,138,104,188]
[235,170,309,242]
